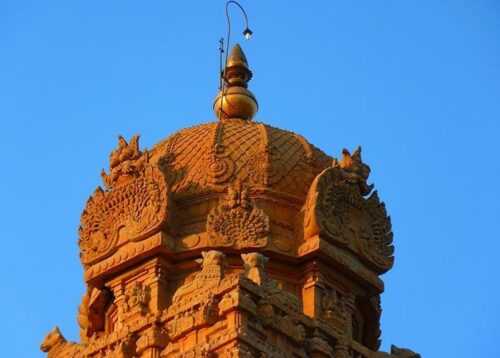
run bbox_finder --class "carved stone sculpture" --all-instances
[172,250,226,303]
[79,135,169,266]
[42,44,420,358]
[303,147,394,273]
[241,252,268,285]
[207,184,269,249]
[40,327,82,358]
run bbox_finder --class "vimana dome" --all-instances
[41,45,420,357]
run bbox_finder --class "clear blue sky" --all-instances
[1,1,499,357]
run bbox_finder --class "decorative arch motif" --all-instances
[303,147,394,273]
[79,136,169,266]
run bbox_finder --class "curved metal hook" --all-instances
[218,1,252,119]
[223,1,252,80]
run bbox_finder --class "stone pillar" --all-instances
[301,263,324,318]
[108,280,127,331]
[144,257,170,314]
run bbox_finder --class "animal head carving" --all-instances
[333,146,373,196]
[101,134,148,188]
[110,135,142,169]
[197,250,226,268]
[241,252,269,285]
[241,252,268,269]
[40,326,66,352]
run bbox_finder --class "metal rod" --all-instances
[223,0,250,85]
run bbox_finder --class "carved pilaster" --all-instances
[109,281,126,331]
[143,258,171,314]
[344,293,356,340]
[301,263,324,318]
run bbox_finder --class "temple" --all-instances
[41,44,420,357]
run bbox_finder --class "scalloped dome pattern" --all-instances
[150,119,332,202]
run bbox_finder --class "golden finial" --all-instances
[213,44,258,120]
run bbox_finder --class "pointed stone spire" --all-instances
[213,44,258,120]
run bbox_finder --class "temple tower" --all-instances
[41,45,420,358]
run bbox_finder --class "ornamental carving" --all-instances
[123,281,150,316]
[321,288,348,327]
[101,135,145,189]
[303,147,394,273]
[41,327,82,358]
[42,45,422,358]
[206,143,236,185]
[79,135,168,266]
[206,184,269,249]
[172,250,226,303]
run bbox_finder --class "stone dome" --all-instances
[150,119,331,200]
[148,119,332,245]
[65,42,408,358]
[79,44,393,290]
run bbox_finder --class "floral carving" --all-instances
[303,147,394,273]
[79,135,169,266]
[206,184,269,249]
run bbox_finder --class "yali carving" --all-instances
[303,147,394,273]
[79,135,169,266]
